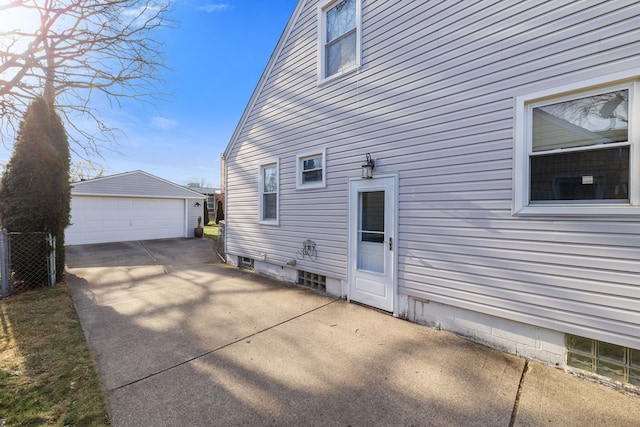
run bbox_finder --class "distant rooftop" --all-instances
[186,183,221,194]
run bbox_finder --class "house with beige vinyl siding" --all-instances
[223,0,640,386]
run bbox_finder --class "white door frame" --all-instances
[348,174,398,315]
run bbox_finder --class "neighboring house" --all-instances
[186,183,225,224]
[66,170,204,245]
[223,0,640,385]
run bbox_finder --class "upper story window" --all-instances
[514,75,640,216]
[259,161,279,224]
[296,150,326,189]
[319,0,360,82]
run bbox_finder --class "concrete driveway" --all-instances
[66,239,640,427]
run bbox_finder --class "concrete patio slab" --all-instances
[69,262,337,391]
[107,300,523,427]
[65,238,640,427]
[515,361,640,427]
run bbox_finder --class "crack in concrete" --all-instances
[509,359,530,427]
[109,298,340,392]
[138,241,159,265]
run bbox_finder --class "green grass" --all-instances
[203,224,219,241]
[0,285,109,426]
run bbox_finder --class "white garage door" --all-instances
[66,197,186,245]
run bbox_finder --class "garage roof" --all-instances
[71,170,204,199]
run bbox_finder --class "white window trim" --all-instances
[317,0,362,85]
[258,159,279,225]
[513,70,640,216]
[296,148,327,190]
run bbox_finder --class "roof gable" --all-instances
[71,170,204,199]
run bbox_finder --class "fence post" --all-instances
[46,233,56,287]
[1,229,9,299]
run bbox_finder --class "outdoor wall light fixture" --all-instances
[194,202,201,207]
[361,153,375,179]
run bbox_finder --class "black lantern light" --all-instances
[361,153,375,179]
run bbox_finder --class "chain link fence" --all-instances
[1,229,56,299]
[215,220,225,262]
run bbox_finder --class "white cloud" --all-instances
[151,116,178,130]
[122,4,164,17]
[199,3,230,13]
[121,3,166,27]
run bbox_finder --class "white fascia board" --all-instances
[71,193,204,200]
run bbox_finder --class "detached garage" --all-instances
[66,170,204,245]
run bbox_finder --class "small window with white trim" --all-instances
[318,0,361,82]
[514,78,640,215]
[259,161,279,224]
[296,150,326,189]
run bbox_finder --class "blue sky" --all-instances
[0,0,298,187]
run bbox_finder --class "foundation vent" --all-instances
[298,270,326,292]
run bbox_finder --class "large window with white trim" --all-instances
[259,161,278,223]
[514,78,640,215]
[319,0,360,82]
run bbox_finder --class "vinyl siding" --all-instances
[225,0,640,349]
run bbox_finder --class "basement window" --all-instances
[298,270,326,292]
[238,256,254,270]
[566,334,640,386]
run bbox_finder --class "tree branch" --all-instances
[0,0,173,154]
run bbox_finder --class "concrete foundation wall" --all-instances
[325,277,343,298]
[408,297,566,367]
[254,260,298,284]
[227,253,345,298]
[225,254,237,267]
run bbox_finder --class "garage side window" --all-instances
[259,161,279,224]
[514,80,639,215]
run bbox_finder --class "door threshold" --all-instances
[349,300,393,315]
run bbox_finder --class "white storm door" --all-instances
[349,176,396,312]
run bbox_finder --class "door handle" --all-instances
[388,236,392,250]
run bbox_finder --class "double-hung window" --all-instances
[319,0,360,82]
[514,76,640,215]
[259,161,278,223]
[296,150,326,189]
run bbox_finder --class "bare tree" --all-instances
[69,159,105,181]
[0,0,172,158]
